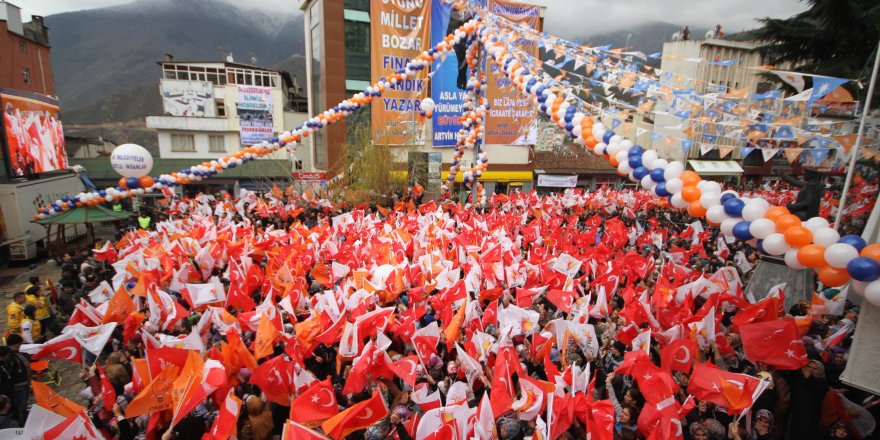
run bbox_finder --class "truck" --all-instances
[0,172,86,262]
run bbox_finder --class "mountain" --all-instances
[580,21,710,57]
[47,0,305,119]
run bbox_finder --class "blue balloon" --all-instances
[602,130,615,144]
[733,221,754,241]
[719,193,735,203]
[126,281,136,289]
[633,166,650,179]
[756,239,766,254]
[628,145,644,157]
[655,182,670,197]
[650,168,665,182]
[848,257,880,282]
[628,155,643,169]
[839,235,867,252]
[723,198,745,217]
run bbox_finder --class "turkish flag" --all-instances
[731,296,780,330]
[97,364,117,412]
[321,391,388,440]
[739,318,809,370]
[207,389,241,440]
[250,355,295,405]
[660,338,698,374]
[282,420,327,439]
[546,289,575,314]
[21,334,82,362]
[290,378,339,424]
[389,355,421,387]
[688,364,762,414]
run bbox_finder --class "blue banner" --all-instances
[430,0,463,147]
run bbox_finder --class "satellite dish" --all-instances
[226,52,235,63]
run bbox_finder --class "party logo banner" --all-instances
[484,0,539,145]
[161,79,216,117]
[237,85,274,145]
[371,0,432,145]
[429,0,465,147]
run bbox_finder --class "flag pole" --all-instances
[834,41,880,230]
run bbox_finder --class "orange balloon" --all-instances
[860,243,880,262]
[119,177,129,189]
[784,226,813,247]
[585,136,598,148]
[139,176,155,188]
[818,265,851,287]
[688,201,707,218]
[775,214,802,233]
[680,171,701,187]
[681,186,702,203]
[797,244,826,268]
[764,206,790,222]
[609,155,619,167]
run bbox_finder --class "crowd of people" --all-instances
[1,182,878,440]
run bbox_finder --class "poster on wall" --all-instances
[237,85,274,145]
[429,0,467,147]
[161,79,216,117]
[484,0,539,145]
[371,0,432,145]
[1,89,68,177]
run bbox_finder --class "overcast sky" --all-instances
[19,0,808,37]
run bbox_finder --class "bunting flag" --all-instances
[807,75,849,107]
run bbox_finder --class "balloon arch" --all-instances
[34,0,880,303]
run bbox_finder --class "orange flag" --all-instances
[102,285,136,324]
[295,314,323,350]
[443,300,467,346]
[310,261,331,288]
[171,351,205,426]
[126,365,180,419]
[254,314,280,360]
[321,391,388,440]
[33,381,86,418]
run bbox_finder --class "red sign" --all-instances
[293,172,327,181]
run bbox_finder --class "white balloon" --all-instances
[670,193,689,209]
[702,181,722,194]
[665,178,684,195]
[653,159,669,171]
[864,280,880,307]
[742,202,769,222]
[812,227,841,247]
[110,143,153,178]
[804,217,831,233]
[700,192,721,209]
[572,126,583,137]
[763,233,791,256]
[641,150,658,169]
[751,198,771,210]
[617,162,633,175]
[607,143,622,158]
[609,135,623,146]
[620,140,634,150]
[641,175,657,189]
[825,243,859,269]
[784,248,807,270]
[615,151,628,165]
[419,98,435,113]
[749,218,777,239]
[593,144,605,155]
[663,162,685,180]
[720,218,742,236]
[706,205,728,224]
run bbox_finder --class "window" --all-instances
[294,159,303,170]
[310,1,323,115]
[22,68,30,84]
[344,0,369,11]
[171,133,195,152]
[216,100,226,117]
[345,20,370,81]
[209,135,226,152]
[314,130,326,166]
[19,40,26,52]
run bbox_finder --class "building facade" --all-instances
[0,1,53,96]
[146,60,310,168]
[660,38,775,95]
[299,0,545,194]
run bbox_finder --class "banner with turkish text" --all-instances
[371,0,432,145]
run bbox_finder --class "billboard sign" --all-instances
[371,0,432,145]
[484,0,539,145]
[161,79,216,117]
[1,89,68,177]
[237,85,274,145]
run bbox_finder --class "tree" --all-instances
[753,0,880,104]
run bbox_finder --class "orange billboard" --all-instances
[371,0,432,145]
[484,0,540,145]
[1,89,68,177]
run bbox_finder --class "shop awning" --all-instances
[688,160,744,176]
[34,205,133,225]
[441,171,533,183]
